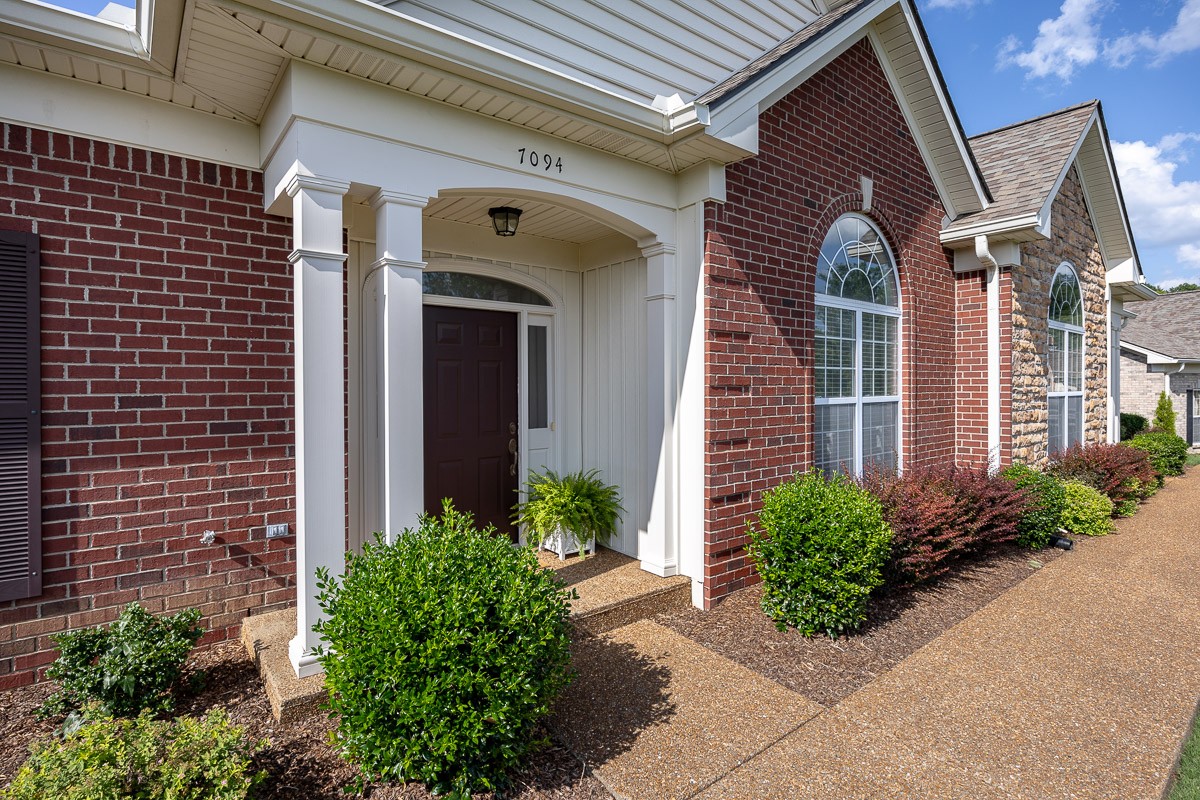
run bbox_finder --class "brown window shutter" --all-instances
[0,229,40,602]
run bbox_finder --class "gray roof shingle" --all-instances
[944,101,1096,231]
[1122,291,1200,361]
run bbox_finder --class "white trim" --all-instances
[1033,109,1098,241]
[987,265,1001,468]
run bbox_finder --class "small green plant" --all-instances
[1000,464,1067,549]
[1059,481,1115,537]
[314,501,574,797]
[512,468,624,556]
[1120,412,1148,441]
[39,603,203,721]
[747,471,892,637]
[1154,391,1179,434]
[1126,431,1190,482]
[4,707,265,800]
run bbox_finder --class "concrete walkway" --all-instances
[551,469,1200,800]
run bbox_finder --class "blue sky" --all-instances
[919,0,1200,288]
[39,0,1200,287]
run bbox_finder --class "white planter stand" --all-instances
[541,528,595,560]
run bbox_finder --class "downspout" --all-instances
[976,235,1001,471]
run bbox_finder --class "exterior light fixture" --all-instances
[489,206,522,237]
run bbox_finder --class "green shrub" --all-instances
[313,501,574,797]
[1126,431,1190,481]
[1120,412,1148,441]
[1059,481,1115,537]
[1154,390,1178,433]
[512,468,624,556]
[39,603,203,721]
[746,471,892,637]
[1000,464,1067,549]
[4,707,265,800]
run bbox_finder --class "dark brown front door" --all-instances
[423,306,519,538]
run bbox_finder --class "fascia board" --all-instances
[1073,114,1140,271]
[0,0,155,66]
[894,0,988,212]
[940,214,1042,246]
[1034,108,1097,240]
[222,0,674,141]
[1108,280,1159,302]
[1122,341,1179,365]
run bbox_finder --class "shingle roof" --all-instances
[943,101,1097,231]
[694,0,875,106]
[1122,291,1200,361]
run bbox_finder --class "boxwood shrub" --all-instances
[39,603,203,720]
[746,471,891,637]
[5,707,265,800]
[999,464,1066,549]
[1060,481,1116,537]
[1125,431,1190,482]
[1120,412,1148,441]
[313,502,574,797]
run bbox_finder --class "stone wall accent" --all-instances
[702,39,954,607]
[1010,165,1108,466]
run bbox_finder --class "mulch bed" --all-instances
[656,543,1067,707]
[2,541,1078,796]
[0,640,610,800]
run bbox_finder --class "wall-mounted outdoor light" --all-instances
[489,206,522,237]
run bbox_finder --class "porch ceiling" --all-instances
[424,195,619,244]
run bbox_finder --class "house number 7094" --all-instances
[518,148,563,173]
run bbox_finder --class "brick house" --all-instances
[0,0,1154,685]
[1119,291,1200,445]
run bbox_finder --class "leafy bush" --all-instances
[39,603,203,720]
[314,502,574,797]
[4,707,265,800]
[999,464,1067,549]
[746,471,891,637]
[1060,481,1115,537]
[512,468,624,556]
[859,464,1029,587]
[1154,390,1178,433]
[1126,431,1190,481]
[1047,443,1157,515]
[1120,412,1148,441]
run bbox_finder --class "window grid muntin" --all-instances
[1048,264,1084,456]
[815,214,901,476]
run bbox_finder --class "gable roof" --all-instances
[1121,291,1200,361]
[700,0,989,219]
[947,101,1096,233]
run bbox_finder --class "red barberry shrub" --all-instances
[859,464,1030,587]
[1047,443,1156,516]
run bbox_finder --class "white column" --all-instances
[641,240,678,577]
[287,175,350,678]
[370,190,428,542]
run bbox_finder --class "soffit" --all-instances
[425,195,615,244]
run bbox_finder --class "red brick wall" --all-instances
[0,124,296,688]
[702,40,956,606]
[954,267,1014,467]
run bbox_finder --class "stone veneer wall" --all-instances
[1010,166,1108,466]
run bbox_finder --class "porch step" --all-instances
[242,547,692,722]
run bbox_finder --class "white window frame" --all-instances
[814,214,903,475]
[1048,262,1085,456]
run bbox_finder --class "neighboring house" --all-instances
[0,0,1155,686]
[1119,291,1200,445]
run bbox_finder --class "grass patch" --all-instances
[1186,452,1200,468]
[1171,707,1200,800]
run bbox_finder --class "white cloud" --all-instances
[997,0,1109,82]
[1112,135,1200,274]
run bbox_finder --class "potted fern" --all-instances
[512,469,625,559]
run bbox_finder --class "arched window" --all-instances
[814,215,901,475]
[1048,264,1084,455]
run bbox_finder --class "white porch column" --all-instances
[641,240,678,577]
[370,190,428,541]
[287,175,350,678]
